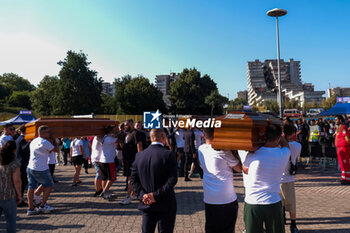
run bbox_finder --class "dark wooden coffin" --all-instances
[25,118,119,140]
[212,111,281,151]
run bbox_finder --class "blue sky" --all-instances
[0,0,349,99]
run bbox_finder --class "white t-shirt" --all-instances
[28,137,54,171]
[91,136,103,163]
[48,151,56,165]
[0,134,13,148]
[194,129,203,149]
[71,139,83,157]
[281,142,301,183]
[198,144,240,204]
[100,135,117,163]
[174,129,184,148]
[243,146,290,205]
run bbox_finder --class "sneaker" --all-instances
[184,178,192,182]
[27,207,39,216]
[93,190,103,197]
[120,197,131,205]
[100,192,112,199]
[290,226,299,233]
[39,203,55,213]
[130,194,138,201]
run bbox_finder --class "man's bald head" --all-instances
[150,129,166,144]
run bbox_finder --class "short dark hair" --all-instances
[18,125,26,133]
[336,115,344,123]
[4,123,13,129]
[0,140,16,165]
[265,124,282,142]
[126,119,134,124]
[203,128,214,140]
[106,125,116,134]
[283,124,295,137]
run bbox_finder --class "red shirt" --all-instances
[335,124,350,148]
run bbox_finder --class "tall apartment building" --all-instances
[102,82,115,97]
[247,59,324,107]
[328,87,350,98]
[155,72,180,106]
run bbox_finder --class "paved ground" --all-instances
[1,164,350,233]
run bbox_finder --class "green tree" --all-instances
[101,93,117,114]
[264,100,280,114]
[0,73,35,101]
[227,98,248,111]
[30,76,59,115]
[169,68,217,114]
[303,101,319,113]
[205,90,228,116]
[7,91,32,109]
[283,99,300,109]
[114,75,166,114]
[54,50,102,115]
[321,95,336,110]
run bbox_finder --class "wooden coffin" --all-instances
[25,118,119,140]
[212,111,281,151]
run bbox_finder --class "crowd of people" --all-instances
[0,114,349,233]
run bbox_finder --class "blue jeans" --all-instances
[0,199,17,233]
[27,168,54,189]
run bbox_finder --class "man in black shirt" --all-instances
[120,119,142,205]
[183,128,196,181]
[15,125,30,207]
[296,119,309,157]
[135,121,148,150]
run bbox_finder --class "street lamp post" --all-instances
[267,8,287,119]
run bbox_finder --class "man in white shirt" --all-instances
[243,124,290,233]
[198,128,242,233]
[91,136,103,197]
[281,124,301,233]
[70,137,87,186]
[27,125,58,215]
[0,123,15,148]
[174,128,185,177]
[99,125,118,199]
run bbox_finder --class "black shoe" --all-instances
[290,226,299,233]
[340,180,350,185]
[184,178,192,182]
[54,179,59,183]
[17,200,27,207]
[93,190,103,197]
[85,170,88,174]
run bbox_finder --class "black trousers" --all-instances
[205,200,239,233]
[62,148,70,165]
[20,167,28,197]
[193,152,203,178]
[141,208,176,233]
[83,158,89,171]
[177,148,184,177]
[184,152,193,179]
[49,164,55,177]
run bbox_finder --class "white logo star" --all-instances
[151,110,161,122]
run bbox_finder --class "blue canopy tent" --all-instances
[319,103,350,116]
[0,111,37,126]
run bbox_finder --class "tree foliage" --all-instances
[114,75,166,114]
[205,90,228,115]
[0,73,35,100]
[169,68,217,114]
[30,76,59,115]
[227,98,248,111]
[321,95,337,110]
[263,100,280,114]
[8,91,32,109]
[54,51,102,115]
